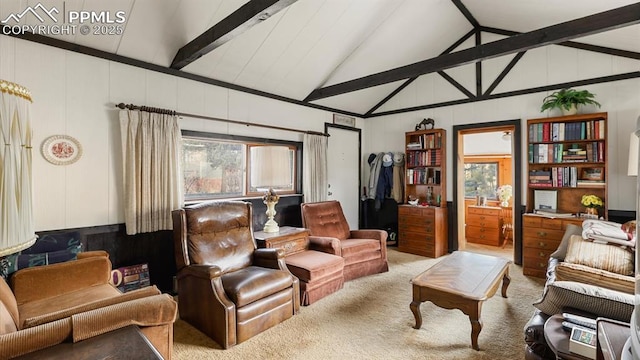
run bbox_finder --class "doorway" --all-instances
[453,120,523,265]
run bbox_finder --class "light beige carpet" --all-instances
[172,249,545,360]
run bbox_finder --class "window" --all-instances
[464,162,498,199]
[182,131,300,201]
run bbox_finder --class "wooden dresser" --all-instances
[522,214,583,277]
[466,205,504,246]
[398,205,447,258]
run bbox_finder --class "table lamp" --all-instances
[622,117,640,360]
[0,80,36,257]
[251,146,292,232]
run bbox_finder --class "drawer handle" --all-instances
[537,231,547,237]
[480,235,485,239]
[539,252,545,257]
[284,243,294,251]
[479,228,485,232]
[480,216,485,220]
[539,263,546,268]
[538,242,547,247]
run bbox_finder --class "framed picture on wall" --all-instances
[333,114,356,127]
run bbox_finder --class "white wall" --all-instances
[1,36,639,232]
[0,37,360,231]
[362,42,640,211]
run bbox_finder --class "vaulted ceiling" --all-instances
[1,0,639,118]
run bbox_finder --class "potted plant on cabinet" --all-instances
[540,88,601,115]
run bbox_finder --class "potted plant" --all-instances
[540,88,601,115]
[581,194,603,217]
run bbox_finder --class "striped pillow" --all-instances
[533,281,634,322]
[564,235,634,276]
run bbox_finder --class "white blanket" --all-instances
[582,219,636,248]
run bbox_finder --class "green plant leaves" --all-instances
[540,88,601,112]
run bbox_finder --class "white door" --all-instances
[327,125,360,229]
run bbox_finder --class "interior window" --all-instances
[183,138,245,199]
[464,162,499,199]
[182,133,299,201]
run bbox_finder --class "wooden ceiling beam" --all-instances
[170,0,297,70]
[451,0,479,28]
[481,26,640,60]
[304,3,640,102]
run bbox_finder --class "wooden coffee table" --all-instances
[410,251,512,350]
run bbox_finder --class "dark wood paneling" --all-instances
[35,196,303,294]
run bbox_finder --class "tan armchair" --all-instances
[301,200,389,281]
[172,201,299,349]
[0,251,177,359]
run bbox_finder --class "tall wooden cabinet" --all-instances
[398,129,447,258]
[523,112,608,277]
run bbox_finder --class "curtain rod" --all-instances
[115,103,329,137]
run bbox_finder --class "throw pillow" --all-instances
[1,244,82,278]
[22,231,82,254]
[564,235,634,276]
[533,281,634,322]
[549,224,583,261]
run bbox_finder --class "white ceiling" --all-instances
[1,0,638,117]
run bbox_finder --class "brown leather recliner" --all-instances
[301,200,389,281]
[172,201,299,349]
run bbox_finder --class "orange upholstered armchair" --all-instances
[301,200,389,281]
[0,251,177,359]
[172,201,299,349]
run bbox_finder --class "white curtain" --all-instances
[302,134,328,203]
[0,80,36,256]
[119,109,183,235]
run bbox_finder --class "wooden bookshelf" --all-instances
[525,112,608,218]
[398,128,447,258]
[403,128,446,207]
[523,112,608,278]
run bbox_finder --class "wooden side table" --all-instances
[254,226,310,256]
[596,318,630,360]
[15,325,163,359]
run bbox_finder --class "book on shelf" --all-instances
[528,120,605,143]
[576,180,605,188]
[533,209,575,218]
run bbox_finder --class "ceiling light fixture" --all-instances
[257,12,270,21]
[501,131,511,141]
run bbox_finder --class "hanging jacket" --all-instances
[391,152,405,203]
[375,152,394,210]
[367,152,384,201]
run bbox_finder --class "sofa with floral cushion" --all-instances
[523,220,636,360]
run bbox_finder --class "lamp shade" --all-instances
[250,146,292,190]
[0,80,36,256]
[629,132,639,176]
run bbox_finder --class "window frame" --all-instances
[181,130,302,202]
[463,160,500,200]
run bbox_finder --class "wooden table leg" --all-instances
[469,301,483,351]
[410,300,422,329]
[501,268,511,298]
